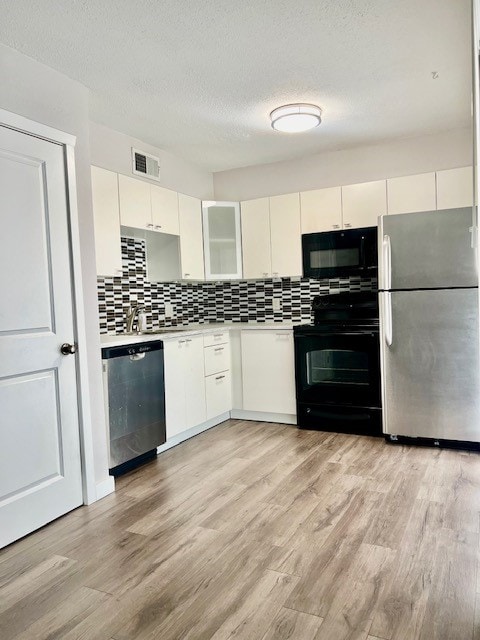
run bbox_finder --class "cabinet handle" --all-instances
[147,223,154,228]
[275,332,290,336]
[262,272,269,277]
[215,375,225,381]
[155,225,162,230]
[214,347,224,352]
[213,333,224,338]
[273,272,279,277]
[344,223,352,228]
[332,224,340,229]
[184,273,190,277]
[178,339,186,344]
[185,338,192,342]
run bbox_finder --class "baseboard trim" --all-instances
[230,410,297,425]
[157,413,231,454]
[95,476,115,502]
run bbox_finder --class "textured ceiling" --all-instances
[0,0,472,172]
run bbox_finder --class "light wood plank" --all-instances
[261,607,324,640]
[1,420,479,640]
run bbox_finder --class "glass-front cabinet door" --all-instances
[202,201,242,280]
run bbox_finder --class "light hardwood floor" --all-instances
[1,419,480,639]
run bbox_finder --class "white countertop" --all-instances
[100,322,305,348]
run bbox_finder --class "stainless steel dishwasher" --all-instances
[101,340,166,475]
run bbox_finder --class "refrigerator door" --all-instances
[378,208,477,291]
[379,288,480,441]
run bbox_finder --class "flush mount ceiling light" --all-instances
[270,103,322,133]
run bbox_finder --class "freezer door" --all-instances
[379,288,480,441]
[378,208,477,290]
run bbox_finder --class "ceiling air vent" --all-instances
[132,148,160,181]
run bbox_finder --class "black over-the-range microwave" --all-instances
[302,227,378,279]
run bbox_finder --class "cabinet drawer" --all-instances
[204,343,230,376]
[204,331,229,347]
[206,371,232,419]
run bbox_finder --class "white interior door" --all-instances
[0,125,83,548]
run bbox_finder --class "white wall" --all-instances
[89,122,214,200]
[213,127,473,201]
[0,44,110,491]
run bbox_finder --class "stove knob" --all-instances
[306,407,311,414]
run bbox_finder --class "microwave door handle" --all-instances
[360,234,366,269]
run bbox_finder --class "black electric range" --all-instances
[293,291,382,436]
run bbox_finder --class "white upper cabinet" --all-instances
[91,166,122,276]
[436,167,473,210]
[241,197,272,279]
[151,184,180,235]
[300,187,342,233]
[178,193,205,281]
[269,193,302,277]
[118,174,152,229]
[387,172,436,215]
[342,180,387,228]
[118,174,180,235]
[202,201,242,280]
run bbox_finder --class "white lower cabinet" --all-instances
[203,334,232,419]
[206,371,232,419]
[164,335,206,439]
[241,330,296,415]
[204,342,230,376]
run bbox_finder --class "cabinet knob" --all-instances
[147,223,154,228]
[332,224,340,229]
[344,223,352,228]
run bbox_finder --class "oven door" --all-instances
[294,329,380,408]
[302,227,377,279]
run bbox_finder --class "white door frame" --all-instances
[0,108,98,505]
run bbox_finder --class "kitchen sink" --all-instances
[121,327,188,336]
[140,327,188,334]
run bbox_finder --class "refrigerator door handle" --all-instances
[382,234,392,290]
[384,292,393,347]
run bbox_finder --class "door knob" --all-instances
[60,343,77,355]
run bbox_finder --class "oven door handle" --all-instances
[295,331,377,338]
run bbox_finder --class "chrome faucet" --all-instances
[125,304,145,334]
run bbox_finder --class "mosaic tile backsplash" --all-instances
[97,237,378,334]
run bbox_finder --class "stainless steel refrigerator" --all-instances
[378,207,480,443]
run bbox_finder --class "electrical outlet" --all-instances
[165,302,174,317]
[272,298,281,311]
